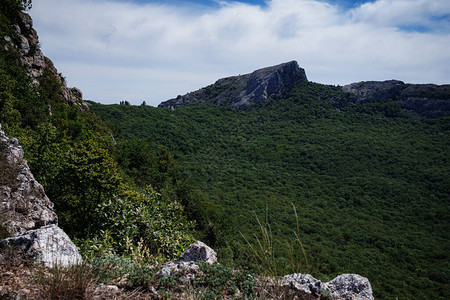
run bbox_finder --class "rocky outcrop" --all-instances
[0,125,57,237]
[179,240,217,264]
[159,61,308,109]
[342,80,450,118]
[0,125,81,267]
[0,224,81,267]
[3,12,87,110]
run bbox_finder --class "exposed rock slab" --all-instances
[0,224,82,267]
[0,126,57,237]
[179,240,217,264]
[159,61,308,109]
[0,126,81,267]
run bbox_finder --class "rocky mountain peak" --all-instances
[159,61,308,109]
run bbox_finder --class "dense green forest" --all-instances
[90,81,450,299]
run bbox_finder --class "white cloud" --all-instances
[30,0,450,106]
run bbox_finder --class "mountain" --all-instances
[158,61,308,109]
[160,62,450,118]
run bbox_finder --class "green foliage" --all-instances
[0,1,32,22]
[91,255,156,288]
[195,262,256,299]
[91,81,450,299]
[94,187,195,259]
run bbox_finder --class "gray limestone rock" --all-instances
[342,80,405,103]
[0,128,57,237]
[18,12,33,31]
[179,240,217,264]
[5,12,88,110]
[0,127,81,267]
[157,241,216,279]
[323,274,374,300]
[157,261,200,279]
[0,224,82,267]
[159,61,308,109]
[280,273,322,297]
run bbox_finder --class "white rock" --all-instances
[280,273,322,296]
[323,273,374,300]
[179,241,217,264]
[0,224,81,267]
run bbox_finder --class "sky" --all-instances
[30,0,450,106]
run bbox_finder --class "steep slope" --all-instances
[159,61,307,109]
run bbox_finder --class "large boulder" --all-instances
[275,272,373,300]
[0,224,82,267]
[323,274,374,300]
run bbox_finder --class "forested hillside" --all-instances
[91,81,450,299]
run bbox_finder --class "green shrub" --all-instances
[90,254,156,288]
[192,262,256,299]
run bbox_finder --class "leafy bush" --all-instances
[193,262,256,299]
[93,187,195,259]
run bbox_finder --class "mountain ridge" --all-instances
[158,62,450,118]
[158,61,308,109]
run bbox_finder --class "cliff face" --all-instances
[3,12,87,110]
[342,80,450,118]
[159,61,308,109]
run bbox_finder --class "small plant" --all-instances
[288,203,309,273]
[241,204,310,277]
[90,254,157,289]
[192,262,256,299]
[35,263,97,300]
[240,208,277,276]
